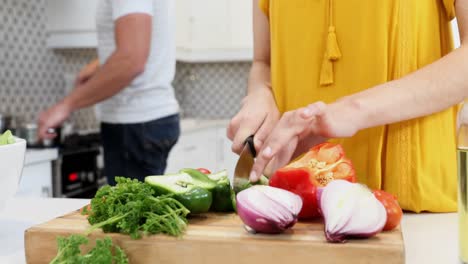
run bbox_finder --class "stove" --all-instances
[52,132,106,198]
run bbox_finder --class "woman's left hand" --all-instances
[249,101,359,182]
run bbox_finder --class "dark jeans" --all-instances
[101,114,180,186]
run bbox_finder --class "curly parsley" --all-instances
[86,177,190,239]
[49,235,128,264]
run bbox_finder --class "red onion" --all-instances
[236,185,303,234]
[319,180,387,243]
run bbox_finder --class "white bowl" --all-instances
[0,137,26,211]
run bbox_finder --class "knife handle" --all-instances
[244,135,256,158]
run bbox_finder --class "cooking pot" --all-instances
[0,114,13,134]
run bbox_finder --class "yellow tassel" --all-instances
[326,26,341,60]
[319,57,334,86]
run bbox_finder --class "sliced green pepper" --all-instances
[145,174,213,214]
[207,170,234,212]
[230,188,237,213]
[179,168,217,191]
[175,187,212,214]
[234,175,270,194]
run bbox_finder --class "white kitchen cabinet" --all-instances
[45,0,253,61]
[16,149,58,198]
[165,120,239,181]
[228,0,254,49]
[46,0,98,48]
[175,0,253,62]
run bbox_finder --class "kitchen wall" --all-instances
[174,62,248,119]
[0,0,248,131]
[0,0,98,131]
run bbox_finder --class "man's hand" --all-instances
[38,100,73,140]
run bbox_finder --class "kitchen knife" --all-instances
[233,135,257,194]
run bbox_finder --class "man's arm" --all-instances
[65,13,151,109]
[75,58,100,86]
[38,13,152,138]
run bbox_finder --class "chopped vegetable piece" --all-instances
[236,185,302,234]
[373,190,403,231]
[319,180,387,243]
[145,173,213,214]
[270,143,356,219]
[207,170,235,212]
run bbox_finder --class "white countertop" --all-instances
[0,197,461,263]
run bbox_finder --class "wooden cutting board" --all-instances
[25,210,405,264]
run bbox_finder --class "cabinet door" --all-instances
[47,0,96,32]
[17,163,53,198]
[176,0,230,50]
[166,128,218,174]
[228,0,253,49]
[191,0,230,49]
[175,0,252,61]
[175,0,191,49]
[46,0,97,48]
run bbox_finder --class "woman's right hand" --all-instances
[227,86,280,154]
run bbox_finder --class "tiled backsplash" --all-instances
[174,62,249,119]
[0,0,99,131]
[0,0,249,131]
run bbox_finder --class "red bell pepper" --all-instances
[269,143,356,219]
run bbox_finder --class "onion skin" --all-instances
[237,202,297,234]
[236,186,303,234]
[320,180,387,243]
[316,187,324,216]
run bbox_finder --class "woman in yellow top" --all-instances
[227,0,468,213]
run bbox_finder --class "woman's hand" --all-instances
[227,87,280,154]
[249,101,359,181]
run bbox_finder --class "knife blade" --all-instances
[233,135,256,194]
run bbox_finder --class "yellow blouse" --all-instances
[260,0,458,213]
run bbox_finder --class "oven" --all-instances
[52,132,107,198]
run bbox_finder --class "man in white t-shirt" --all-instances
[38,0,180,185]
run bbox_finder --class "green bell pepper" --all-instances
[145,173,213,214]
[179,168,217,191]
[230,188,237,213]
[206,170,234,212]
[175,187,212,214]
[234,175,270,194]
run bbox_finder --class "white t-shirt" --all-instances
[94,0,179,124]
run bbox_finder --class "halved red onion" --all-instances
[316,187,325,216]
[320,180,387,243]
[236,185,303,234]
